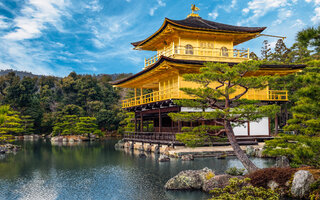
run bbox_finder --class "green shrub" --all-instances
[209,178,280,200]
[225,167,245,176]
[263,135,320,168]
[174,125,226,147]
[310,180,320,200]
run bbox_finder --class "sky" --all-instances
[0,0,318,77]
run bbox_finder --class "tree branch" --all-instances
[214,129,226,136]
[230,86,249,101]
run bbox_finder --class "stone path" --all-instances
[168,143,265,157]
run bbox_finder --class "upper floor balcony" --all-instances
[122,87,288,108]
[144,44,250,68]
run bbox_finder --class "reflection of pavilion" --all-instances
[112,6,304,145]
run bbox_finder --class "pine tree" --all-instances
[284,60,320,136]
[0,105,24,142]
[297,25,320,54]
[249,52,259,60]
[168,61,280,173]
[261,40,272,60]
[271,39,290,62]
[75,117,98,136]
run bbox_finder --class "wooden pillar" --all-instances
[171,118,173,133]
[134,113,137,132]
[284,102,288,125]
[275,113,279,135]
[140,88,143,104]
[159,109,162,133]
[178,120,181,132]
[140,112,143,132]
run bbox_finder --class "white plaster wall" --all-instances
[180,107,215,112]
[249,117,269,136]
[233,123,248,136]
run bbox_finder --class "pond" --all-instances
[0,139,275,200]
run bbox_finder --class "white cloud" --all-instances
[0,40,56,75]
[312,7,320,23]
[272,8,292,25]
[242,8,250,14]
[150,0,166,16]
[3,0,69,40]
[208,11,218,20]
[238,0,297,25]
[0,16,10,29]
[208,0,237,20]
[291,19,306,27]
[92,38,105,48]
[306,0,320,4]
[88,9,137,49]
[85,0,102,12]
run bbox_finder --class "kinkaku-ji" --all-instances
[112,5,305,145]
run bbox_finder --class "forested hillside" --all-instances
[0,71,131,136]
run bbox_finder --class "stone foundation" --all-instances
[123,141,174,154]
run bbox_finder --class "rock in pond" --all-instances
[154,145,160,154]
[114,139,125,149]
[158,154,170,162]
[246,146,255,156]
[164,167,214,190]
[275,156,290,168]
[139,152,146,158]
[181,154,194,161]
[216,153,227,159]
[291,170,315,198]
[145,145,152,152]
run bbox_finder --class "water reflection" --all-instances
[0,140,275,200]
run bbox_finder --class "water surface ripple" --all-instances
[0,140,275,200]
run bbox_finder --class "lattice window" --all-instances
[221,47,229,57]
[185,44,194,55]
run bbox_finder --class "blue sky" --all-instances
[0,0,318,76]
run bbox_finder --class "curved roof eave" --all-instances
[111,57,305,86]
[131,17,266,48]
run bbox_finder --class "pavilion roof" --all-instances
[131,17,266,48]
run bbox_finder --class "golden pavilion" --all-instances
[112,6,304,143]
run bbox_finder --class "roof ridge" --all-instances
[196,17,218,29]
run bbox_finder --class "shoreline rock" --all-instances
[159,154,170,162]
[181,154,194,161]
[164,167,214,190]
[0,144,21,154]
[291,170,315,198]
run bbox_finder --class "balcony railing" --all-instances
[122,88,288,108]
[144,45,250,68]
[122,87,180,108]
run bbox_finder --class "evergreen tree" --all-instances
[287,42,312,63]
[261,40,272,60]
[75,117,100,136]
[297,25,320,54]
[249,52,259,60]
[168,61,280,173]
[0,105,24,142]
[284,60,320,135]
[271,39,290,62]
[52,115,78,136]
